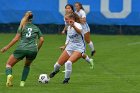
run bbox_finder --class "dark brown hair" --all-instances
[75,2,84,10]
[65,4,74,12]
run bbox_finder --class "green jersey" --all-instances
[16,23,43,52]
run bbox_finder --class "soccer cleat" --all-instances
[20,81,25,87]
[6,74,13,87]
[49,70,59,78]
[89,59,94,69]
[91,50,96,56]
[63,78,70,84]
[62,70,66,73]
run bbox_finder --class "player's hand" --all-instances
[69,20,74,27]
[1,46,8,53]
[59,46,66,51]
[61,30,66,35]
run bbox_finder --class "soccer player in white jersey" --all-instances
[60,4,94,69]
[75,2,96,56]
[50,13,87,84]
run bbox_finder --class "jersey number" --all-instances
[26,28,32,38]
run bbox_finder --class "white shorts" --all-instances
[66,50,85,56]
[81,23,90,35]
[65,43,85,56]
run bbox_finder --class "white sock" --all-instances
[85,55,90,63]
[88,41,94,51]
[54,63,61,72]
[65,61,72,78]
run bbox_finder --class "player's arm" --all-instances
[59,45,66,51]
[70,21,82,34]
[61,26,67,34]
[1,33,21,53]
[37,28,44,51]
[59,39,69,51]
[38,37,44,51]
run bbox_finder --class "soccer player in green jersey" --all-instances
[1,11,44,87]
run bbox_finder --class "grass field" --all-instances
[0,34,140,93]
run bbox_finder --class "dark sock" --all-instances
[21,66,30,81]
[6,67,12,76]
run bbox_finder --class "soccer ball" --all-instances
[38,74,50,84]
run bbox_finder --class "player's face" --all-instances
[65,16,70,24]
[75,3,80,11]
[65,6,73,14]
[65,16,74,25]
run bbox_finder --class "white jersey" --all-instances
[75,9,90,34]
[65,22,85,53]
[75,9,86,18]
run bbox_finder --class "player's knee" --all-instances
[54,62,61,68]
[25,62,31,67]
[65,61,72,71]
[6,64,12,68]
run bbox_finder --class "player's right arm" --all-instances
[0,13,29,53]
[59,34,69,51]
[61,26,67,34]
[1,33,21,53]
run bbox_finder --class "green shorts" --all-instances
[13,50,37,61]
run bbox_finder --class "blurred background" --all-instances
[0,0,139,35]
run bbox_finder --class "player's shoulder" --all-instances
[79,9,85,14]
[31,24,39,29]
[74,22,82,28]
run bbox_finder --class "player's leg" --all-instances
[20,51,37,87]
[63,51,82,84]
[84,32,95,56]
[5,54,21,87]
[82,54,94,69]
[49,50,70,78]
[20,59,32,87]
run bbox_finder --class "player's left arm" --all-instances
[38,36,44,51]
[38,28,44,51]
[1,33,21,53]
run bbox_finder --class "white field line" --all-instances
[127,42,140,46]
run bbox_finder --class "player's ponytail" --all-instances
[19,11,33,31]
[27,11,33,22]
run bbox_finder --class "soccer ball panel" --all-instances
[38,74,50,84]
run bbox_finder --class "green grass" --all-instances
[0,34,140,93]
